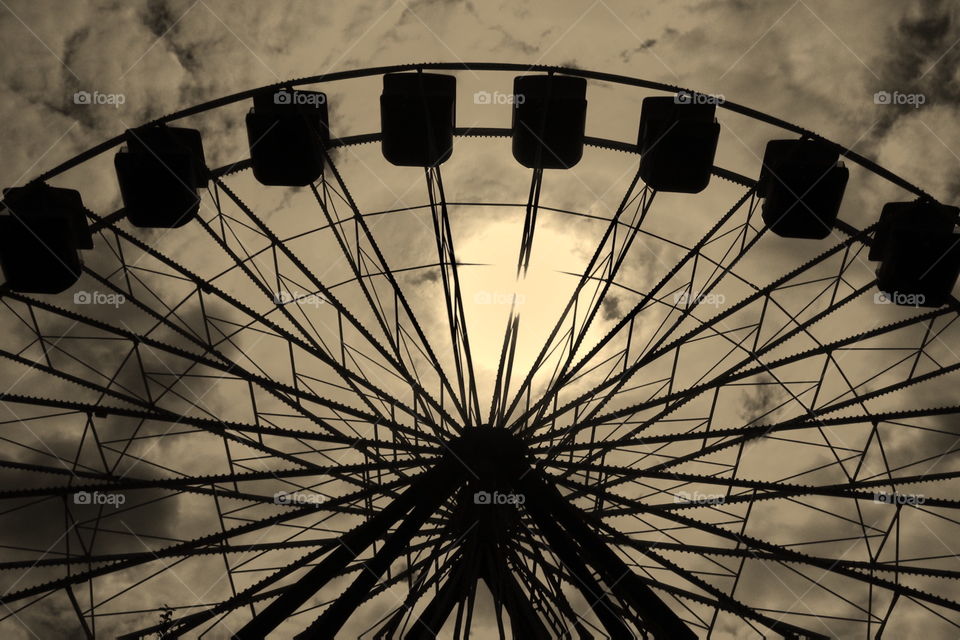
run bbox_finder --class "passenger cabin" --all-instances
[247,88,329,186]
[637,96,720,193]
[871,200,960,307]
[0,183,92,293]
[758,139,848,239]
[380,73,456,167]
[115,125,207,228]
[512,75,587,169]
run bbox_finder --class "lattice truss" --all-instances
[0,66,958,639]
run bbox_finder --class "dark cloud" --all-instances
[738,374,784,424]
[601,293,622,320]
[0,1,959,637]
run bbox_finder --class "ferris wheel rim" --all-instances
[27,61,932,204]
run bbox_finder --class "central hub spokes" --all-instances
[448,426,529,486]
[446,426,531,537]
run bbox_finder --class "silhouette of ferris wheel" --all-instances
[1,63,959,639]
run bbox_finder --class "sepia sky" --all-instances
[1,1,960,638]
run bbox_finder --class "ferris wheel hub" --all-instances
[448,426,529,484]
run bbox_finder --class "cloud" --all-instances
[1,1,960,637]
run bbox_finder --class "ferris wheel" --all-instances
[0,62,958,639]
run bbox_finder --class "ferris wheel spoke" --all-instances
[535,404,960,458]
[189,216,430,443]
[304,179,458,430]
[553,473,960,617]
[508,186,758,434]
[3,64,959,637]
[514,522,784,638]
[0,391,438,464]
[506,530,595,638]
[233,461,457,640]
[529,290,848,455]
[0,459,422,507]
[488,168,545,427]
[135,532,455,640]
[598,537,960,581]
[641,357,960,476]
[209,176,406,397]
[0,539,338,575]
[86,203,446,441]
[498,171,650,432]
[528,222,874,443]
[606,526,863,637]
[368,535,468,639]
[502,545,571,637]
[203,182,453,437]
[534,290,951,462]
[581,298,947,433]
[588,198,769,411]
[0,289,436,464]
[560,349,960,501]
[0,424,414,508]
[0,471,415,608]
[425,166,482,427]
[203,189,416,423]
[314,150,469,429]
[639,541,831,640]
[520,497,641,637]
[549,461,960,515]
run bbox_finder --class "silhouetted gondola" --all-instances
[247,88,329,186]
[759,139,848,239]
[512,74,587,169]
[871,200,960,306]
[638,95,720,193]
[115,124,207,227]
[381,72,456,167]
[0,183,92,293]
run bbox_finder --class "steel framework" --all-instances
[0,63,958,639]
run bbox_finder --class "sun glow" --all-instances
[455,212,593,393]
